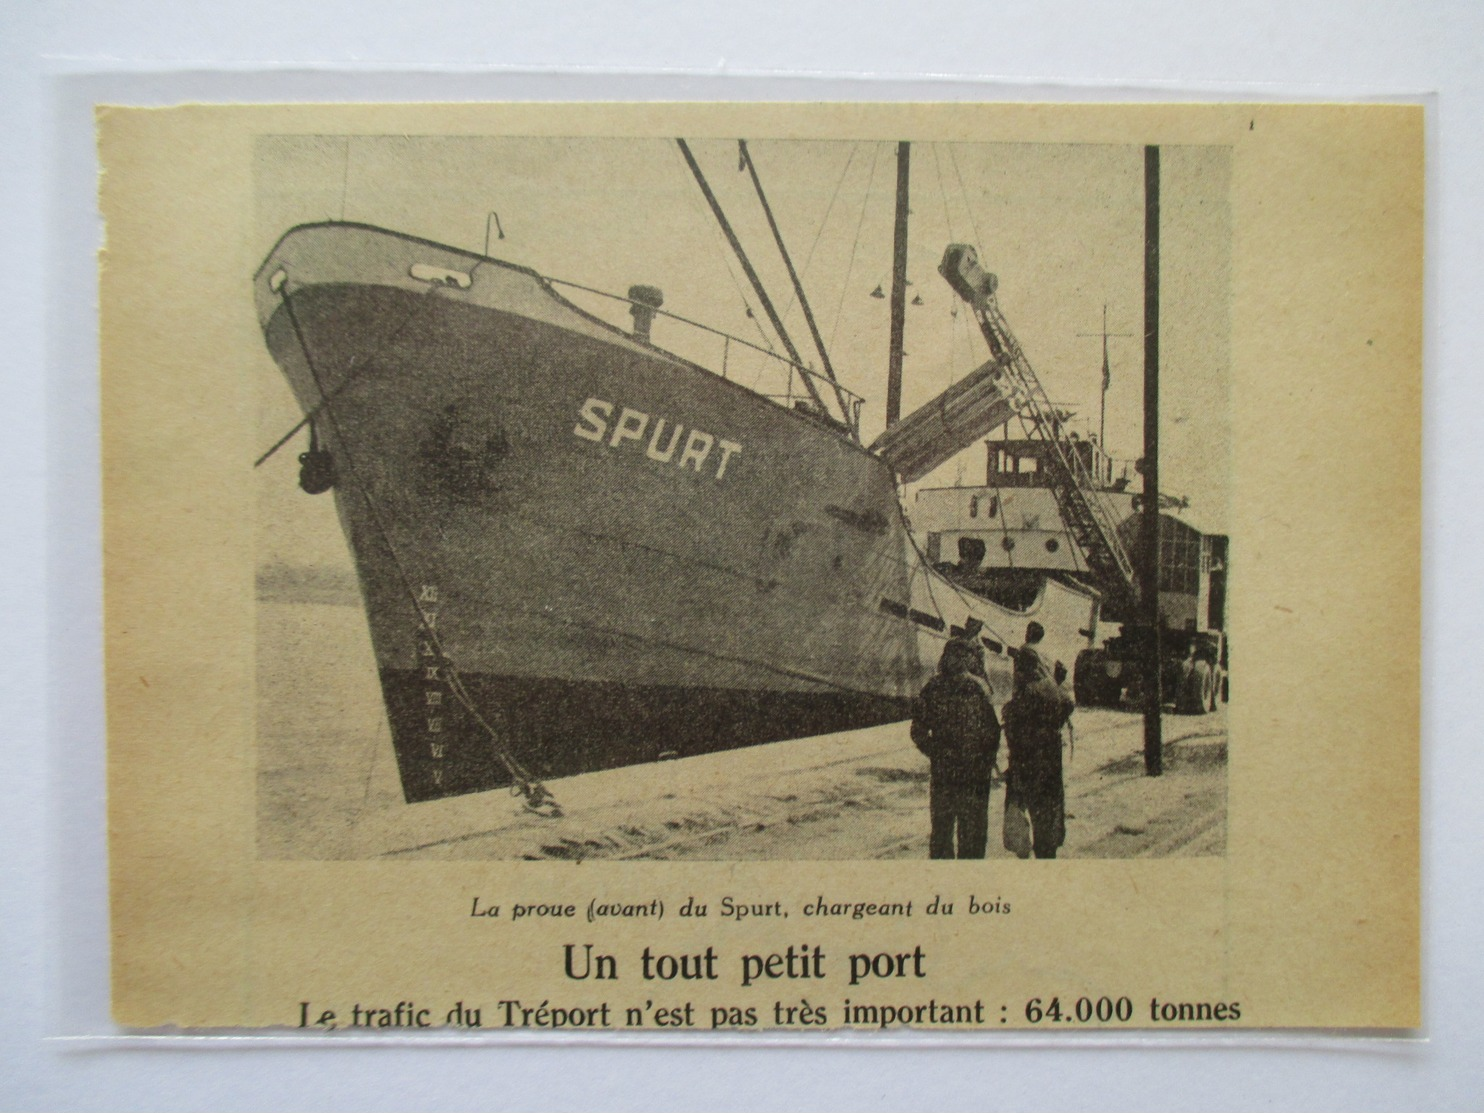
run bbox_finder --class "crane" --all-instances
[938,244,1140,615]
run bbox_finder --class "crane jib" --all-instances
[882,242,1139,610]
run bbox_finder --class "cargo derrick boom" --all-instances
[937,244,1139,616]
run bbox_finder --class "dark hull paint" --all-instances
[382,666,912,802]
[256,224,1100,804]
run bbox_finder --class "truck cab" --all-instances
[1073,513,1229,713]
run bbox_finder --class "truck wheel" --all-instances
[1074,654,1106,707]
[1180,661,1212,715]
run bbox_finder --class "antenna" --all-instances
[1077,304,1132,447]
[485,211,506,255]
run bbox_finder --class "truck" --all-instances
[1074,624,1228,714]
[1073,513,1229,715]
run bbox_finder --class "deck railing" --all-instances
[542,275,864,439]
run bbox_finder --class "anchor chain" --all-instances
[273,277,560,815]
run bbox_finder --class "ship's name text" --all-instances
[573,397,743,480]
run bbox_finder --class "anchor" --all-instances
[297,420,336,494]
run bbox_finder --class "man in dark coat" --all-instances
[1002,672,1075,859]
[949,617,991,683]
[1013,620,1051,694]
[911,640,1001,859]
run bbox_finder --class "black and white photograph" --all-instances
[10,0,1480,1101]
[253,134,1231,861]
[97,100,1418,1040]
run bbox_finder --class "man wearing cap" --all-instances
[911,639,1002,859]
[1002,667,1076,859]
[1013,620,1052,693]
[949,617,991,686]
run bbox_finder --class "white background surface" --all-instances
[4,1,1478,1109]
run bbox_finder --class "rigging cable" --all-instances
[777,143,858,326]
[931,144,958,247]
[947,139,1082,573]
[254,283,444,468]
[274,280,558,815]
[931,141,966,393]
[988,294,1131,592]
[945,290,957,389]
[906,520,1015,663]
[827,142,883,353]
[737,139,852,427]
[664,139,781,384]
[946,143,988,254]
[674,138,827,414]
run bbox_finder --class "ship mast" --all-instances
[736,141,853,427]
[675,139,829,417]
[1078,305,1131,450]
[885,142,910,427]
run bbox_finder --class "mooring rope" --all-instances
[274,280,559,814]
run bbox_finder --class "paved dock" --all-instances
[257,604,1227,862]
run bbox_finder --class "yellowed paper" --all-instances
[101,102,1419,1032]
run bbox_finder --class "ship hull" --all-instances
[378,668,908,800]
[257,224,1099,802]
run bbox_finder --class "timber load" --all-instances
[868,356,1015,483]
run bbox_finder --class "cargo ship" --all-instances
[254,144,1121,805]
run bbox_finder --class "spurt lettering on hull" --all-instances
[574,397,743,480]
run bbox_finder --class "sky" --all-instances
[254,134,1230,568]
